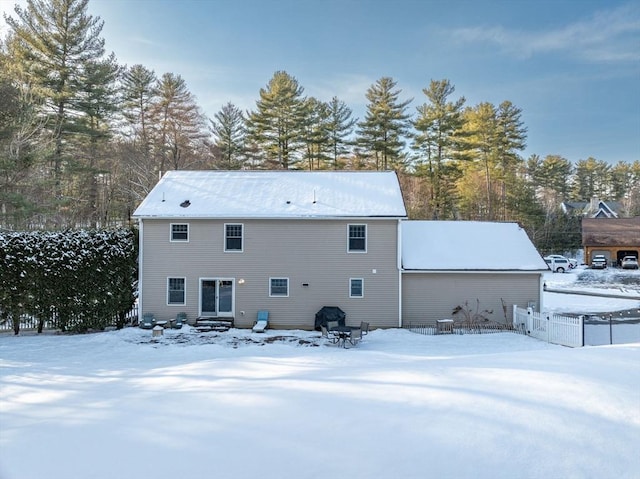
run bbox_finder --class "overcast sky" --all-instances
[2,0,639,164]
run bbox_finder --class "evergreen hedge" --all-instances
[0,229,138,334]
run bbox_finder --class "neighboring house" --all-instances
[132,170,407,330]
[561,198,620,218]
[582,217,640,266]
[401,221,548,326]
[133,171,548,330]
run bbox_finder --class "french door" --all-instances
[200,279,234,317]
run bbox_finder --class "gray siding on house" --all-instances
[140,218,401,329]
[402,272,542,326]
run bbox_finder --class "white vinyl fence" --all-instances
[513,306,583,347]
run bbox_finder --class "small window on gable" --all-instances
[167,277,186,305]
[225,223,243,252]
[269,277,289,297]
[171,223,189,242]
[348,224,367,252]
[350,278,364,298]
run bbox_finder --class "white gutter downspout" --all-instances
[137,218,143,318]
[538,272,545,313]
[397,219,403,328]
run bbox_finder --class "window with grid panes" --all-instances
[269,278,289,297]
[171,224,188,241]
[348,224,366,252]
[225,224,243,251]
[350,278,364,298]
[167,278,185,304]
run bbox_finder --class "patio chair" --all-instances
[327,320,339,331]
[360,321,370,335]
[252,310,269,333]
[348,328,362,347]
[321,325,339,345]
[172,312,186,329]
[139,313,156,329]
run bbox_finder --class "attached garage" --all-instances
[401,221,548,326]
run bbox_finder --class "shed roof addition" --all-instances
[402,221,548,271]
[133,170,407,219]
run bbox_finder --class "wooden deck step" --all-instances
[195,317,234,332]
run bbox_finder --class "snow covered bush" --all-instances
[0,229,137,333]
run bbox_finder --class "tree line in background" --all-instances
[1,0,639,253]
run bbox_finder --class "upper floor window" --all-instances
[225,223,243,252]
[269,277,289,297]
[170,223,189,242]
[348,224,367,252]
[350,278,364,298]
[167,277,186,305]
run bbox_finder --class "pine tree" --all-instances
[535,155,573,199]
[495,101,527,219]
[0,55,32,227]
[150,73,207,174]
[507,167,546,236]
[5,0,107,202]
[356,77,411,171]
[326,96,356,169]
[610,161,636,201]
[209,102,246,169]
[301,97,331,170]
[73,53,120,226]
[620,161,640,216]
[120,64,158,203]
[460,102,499,219]
[412,79,465,218]
[122,64,157,151]
[0,36,53,229]
[572,157,611,201]
[246,71,307,169]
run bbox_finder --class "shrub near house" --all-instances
[0,229,138,333]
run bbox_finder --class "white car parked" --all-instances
[621,256,639,270]
[544,256,570,273]
[545,255,577,269]
[591,255,607,269]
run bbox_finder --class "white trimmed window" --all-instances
[170,223,189,242]
[350,278,364,298]
[167,277,186,305]
[348,224,367,252]
[225,223,243,252]
[269,277,289,297]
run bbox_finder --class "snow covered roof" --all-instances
[133,170,407,219]
[402,221,548,271]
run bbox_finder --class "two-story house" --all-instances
[134,170,548,330]
[561,198,620,218]
[133,170,407,329]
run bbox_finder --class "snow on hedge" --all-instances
[0,229,137,333]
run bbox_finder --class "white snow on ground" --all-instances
[543,267,640,346]
[1,268,639,479]
[543,267,640,313]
